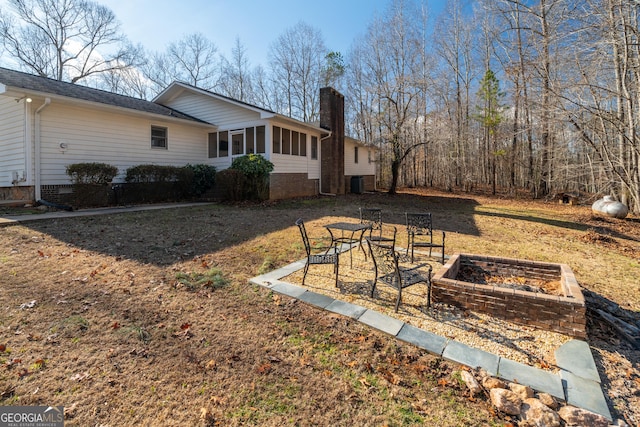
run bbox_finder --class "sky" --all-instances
[98,0,447,67]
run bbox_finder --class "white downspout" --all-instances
[318,132,336,196]
[34,98,51,201]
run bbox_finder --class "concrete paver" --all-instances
[297,291,335,309]
[396,324,447,356]
[555,339,601,383]
[442,340,500,376]
[561,370,612,420]
[497,358,565,401]
[358,309,405,336]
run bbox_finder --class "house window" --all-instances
[232,131,243,155]
[311,136,318,160]
[291,131,299,155]
[256,126,265,154]
[151,126,167,149]
[300,133,307,156]
[208,133,217,158]
[273,126,281,154]
[354,146,359,164]
[219,131,229,157]
[282,128,291,154]
[245,127,254,154]
[368,149,372,164]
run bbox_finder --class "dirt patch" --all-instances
[1,189,639,426]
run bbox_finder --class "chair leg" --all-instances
[302,263,309,286]
[370,277,378,298]
[395,287,402,312]
[334,260,339,288]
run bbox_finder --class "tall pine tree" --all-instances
[475,69,504,195]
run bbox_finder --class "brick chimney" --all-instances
[319,87,345,195]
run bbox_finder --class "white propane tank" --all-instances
[592,195,629,219]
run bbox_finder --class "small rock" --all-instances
[612,419,629,427]
[557,405,609,427]
[482,376,507,390]
[520,398,561,427]
[490,388,522,415]
[509,382,534,400]
[537,392,558,410]
[460,370,482,395]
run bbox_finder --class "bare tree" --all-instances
[0,0,142,83]
[432,0,477,190]
[145,32,219,94]
[562,0,640,212]
[268,21,326,122]
[347,0,430,194]
[219,37,253,102]
[100,65,153,99]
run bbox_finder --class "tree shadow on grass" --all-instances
[474,206,640,243]
[6,192,482,267]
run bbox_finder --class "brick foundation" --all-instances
[432,253,586,338]
[0,186,34,204]
[269,173,318,200]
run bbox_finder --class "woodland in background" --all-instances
[1,0,639,212]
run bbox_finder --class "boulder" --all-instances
[490,388,522,415]
[558,405,610,427]
[520,398,561,427]
[509,383,534,400]
[536,392,559,410]
[482,376,507,390]
[460,370,482,395]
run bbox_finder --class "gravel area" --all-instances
[284,246,571,371]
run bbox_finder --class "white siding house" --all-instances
[0,67,376,205]
[154,83,328,198]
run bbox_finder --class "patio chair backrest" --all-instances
[295,218,312,257]
[366,238,402,288]
[406,212,434,236]
[359,207,383,232]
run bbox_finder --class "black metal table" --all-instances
[324,222,371,267]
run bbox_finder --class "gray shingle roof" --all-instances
[0,67,210,124]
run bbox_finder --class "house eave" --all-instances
[0,87,217,130]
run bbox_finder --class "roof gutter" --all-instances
[34,97,51,201]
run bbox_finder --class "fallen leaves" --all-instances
[173,323,194,339]
[256,363,272,374]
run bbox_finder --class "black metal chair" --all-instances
[359,207,396,248]
[366,238,432,312]
[405,212,446,264]
[296,218,339,287]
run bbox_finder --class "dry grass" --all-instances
[1,188,639,426]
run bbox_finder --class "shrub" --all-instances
[184,164,216,197]
[66,162,118,185]
[215,169,245,201]
[230,154,274,200]
[123,164,193,203]
[65,163,118,208]
[124,164,184,183]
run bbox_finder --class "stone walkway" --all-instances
[250,249,612,421]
